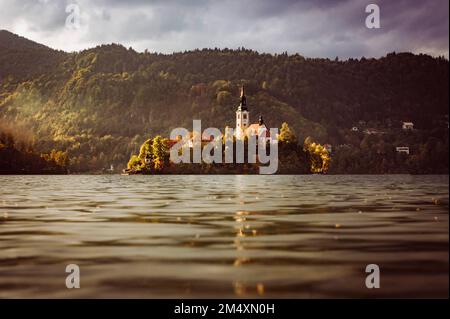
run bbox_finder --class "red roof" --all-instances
[246,124,270,138]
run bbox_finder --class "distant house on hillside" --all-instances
[364,128,384,135]
[402,122,414,130]
[396,146,410,155]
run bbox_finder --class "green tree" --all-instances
[278,122,297,144]
[42,149,69,167]
[216,91,232,105]
[127,155,142,171]
[151,135,169,171]
[303,137,330,174]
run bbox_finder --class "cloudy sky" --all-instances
[0,0,448,58]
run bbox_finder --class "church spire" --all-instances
[238,85,247,111]
[258,115,264,125]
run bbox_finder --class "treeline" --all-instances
[125,123,329,175]
[0,30,448,174]
[329,127,449,174]
[0,124,67,174]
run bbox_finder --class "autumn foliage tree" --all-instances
[303,137,331,174]
[151,135,169,171]
[278,122,297,144]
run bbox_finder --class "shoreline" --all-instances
[1,173,448,176]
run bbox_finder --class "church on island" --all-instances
[235,85,270,141]
[178,85,271,147]
[163,86,270,148]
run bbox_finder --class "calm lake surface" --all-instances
[0,175,448,298]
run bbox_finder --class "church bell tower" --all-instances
[236,85,249,139]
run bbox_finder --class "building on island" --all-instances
[235,85,250,140]
[247,115,270,138]
[168,85,272,151]
[235,85,270,141]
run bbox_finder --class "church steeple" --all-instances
[258,115,264,125]
[236,84,249,139]
[238,85,248,111]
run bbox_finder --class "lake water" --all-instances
[0,175,448,298]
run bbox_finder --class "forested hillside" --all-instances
[0,121,67,174]
[0,30,448,173]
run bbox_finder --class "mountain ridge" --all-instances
[0,30,448,173]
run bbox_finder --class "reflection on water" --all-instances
[0,175,448,298]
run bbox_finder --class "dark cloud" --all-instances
[0,0,448,58]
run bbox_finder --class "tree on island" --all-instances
[151,135,170,171]
[126,136,170,173]
[278,122,297,144]
[124,121,321,174]
[303,137,331,174]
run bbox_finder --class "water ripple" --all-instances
[0,175,448,298]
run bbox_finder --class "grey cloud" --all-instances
[0,0,448,58]
[0,0,69,32]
